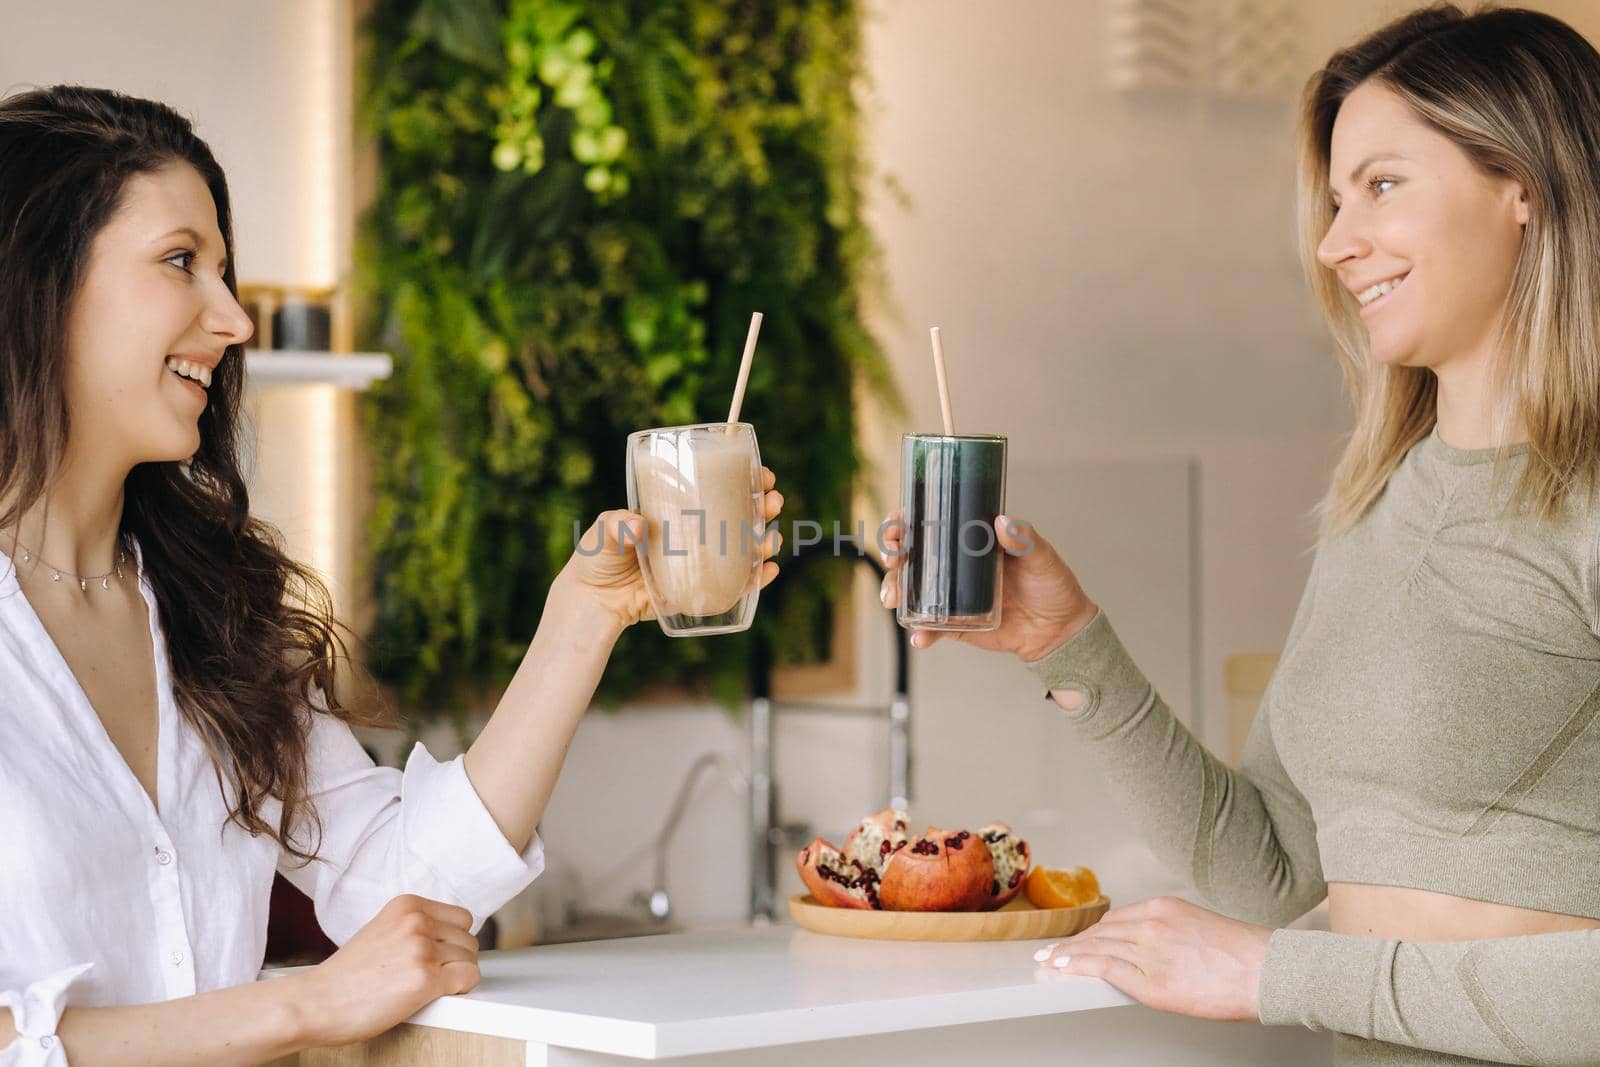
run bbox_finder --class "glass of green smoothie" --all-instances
[896,431,1007,632]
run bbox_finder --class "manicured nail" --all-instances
[880,585,889,605]
[1052,956,1072,969]
[1033,945,1056,962]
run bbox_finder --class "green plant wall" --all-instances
[359,0,893,715]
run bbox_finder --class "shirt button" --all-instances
[39,1036,54,1049]
[169,950,184,966]
[155,848,172,866]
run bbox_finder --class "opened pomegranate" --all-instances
[796,808,908,910]
[844,807,909,868]
[978,822,1032,908]
[795,838,881,909]
[797,808,1031,912]
[877,827,993,912]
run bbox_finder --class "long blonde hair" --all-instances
[1301,4,1600,535]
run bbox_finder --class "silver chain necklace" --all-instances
[13,542,129,591]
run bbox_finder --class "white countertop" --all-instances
[402,924,1136,1059]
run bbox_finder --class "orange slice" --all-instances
[1025,865,1101,909]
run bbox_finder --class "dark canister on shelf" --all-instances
[271,294,332,351]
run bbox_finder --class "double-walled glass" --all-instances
[896,433,1007,632]
[625,422,765,636]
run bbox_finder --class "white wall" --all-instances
[0,0,350,287]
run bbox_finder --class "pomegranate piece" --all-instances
[877,827,995,912]
[843,807,910,871]
[797,839,880,909]
[977,822,1031,909]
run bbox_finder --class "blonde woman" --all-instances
[883,5,1600,1065]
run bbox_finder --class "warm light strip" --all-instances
[302,0,340,287]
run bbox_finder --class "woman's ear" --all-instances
[1513,183,1531,227]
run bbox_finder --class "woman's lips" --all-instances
[1357,273,1409,319]
[170,369,207,402]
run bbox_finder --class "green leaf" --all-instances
[644,353,682,386]
[563,28,598,59]
[408,0,504,72]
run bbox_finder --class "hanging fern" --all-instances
[358,0,893,715]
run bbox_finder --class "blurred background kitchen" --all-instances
[8,0,1594,955]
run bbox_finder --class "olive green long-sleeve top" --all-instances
[1027,428,1600,1066]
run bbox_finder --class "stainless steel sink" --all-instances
[534,910,679,945]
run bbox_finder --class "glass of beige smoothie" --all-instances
[625,422,765,636]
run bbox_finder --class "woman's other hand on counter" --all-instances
[877,512,1097,662]
[1032,896,1272,1023]
[290,895,481,1048]
[560,466,783,636]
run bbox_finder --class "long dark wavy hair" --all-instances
[0,85,387,861]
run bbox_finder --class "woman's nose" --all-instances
[203,283,255,348]
[1316,208,1371,269]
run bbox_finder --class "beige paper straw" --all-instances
[726,311,764,425]
[930,326,955,435]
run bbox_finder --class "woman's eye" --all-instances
[163,250,197,274]
[1368,176,1396,196]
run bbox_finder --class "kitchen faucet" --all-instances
[747,537,910,923]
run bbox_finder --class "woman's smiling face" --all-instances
[1317,80,1530,373]
[61,161,253,466]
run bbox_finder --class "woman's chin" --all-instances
[1366,332,1424,368]
[140,429,202,464]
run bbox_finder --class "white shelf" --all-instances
[244,351,392,391]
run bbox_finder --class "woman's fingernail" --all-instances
[880,586,889,605]
[1052,956,1072,969]
[1032,945,1056,962]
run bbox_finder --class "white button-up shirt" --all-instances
[0,544,544,1064]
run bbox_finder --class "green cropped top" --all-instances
[1026,427,1600,1066]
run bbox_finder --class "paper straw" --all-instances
[726,311,764,425]
[930,326,955,435]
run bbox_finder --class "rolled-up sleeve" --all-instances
[278,710,544,943]
[0,964,91,1066]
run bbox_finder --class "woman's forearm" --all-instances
[464,570,623,853]
[2,973,314,1067]
[1027,611,1326,926]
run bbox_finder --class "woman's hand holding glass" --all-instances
[878,512,1098,662]
[561,466,784,635]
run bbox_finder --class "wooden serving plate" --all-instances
[788,893,1110,942]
